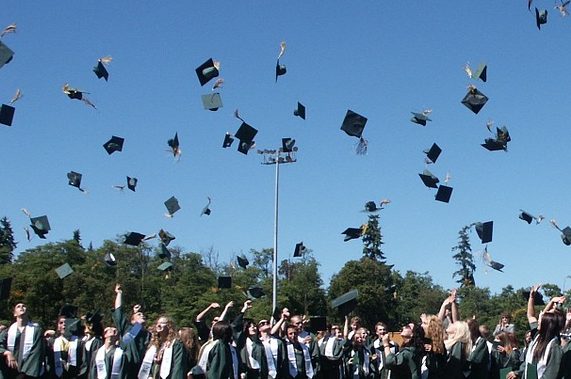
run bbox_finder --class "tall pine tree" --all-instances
[451,225,476,287]
[0,217,17,264]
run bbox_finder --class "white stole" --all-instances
[95,346,123,379]
[68,337,78,366]
[159,344,173,379]
[286,342,314,379]
[324,337,336,357]
[197,340,214,371]
[261,339,277,378]
[7,322,35,360]
[137,345,157,379]
[246,338,260,369]
[351,349,369,377]
[525,336,558,379]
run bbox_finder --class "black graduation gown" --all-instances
[112,308,150,379]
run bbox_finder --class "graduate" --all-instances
[79,313,104,379]
[239,319,268,378]
[370,322,398,379]
[317,324,344,379]
[258,318,287,379]
[91,327,125,379]
[383,324,423,379]
[343,327,375,379]
[283,323,314,379]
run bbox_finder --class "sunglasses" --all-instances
[258,321,269,326]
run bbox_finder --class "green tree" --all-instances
[451,225,476,287]
[362,213,385,262]
[72,229,81,245]
[0,217,17,265]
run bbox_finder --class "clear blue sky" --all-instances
[2,1,570,295]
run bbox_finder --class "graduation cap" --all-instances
[67,171,85,192]
[30,215,50,239]
[282,138,296,153]
[294,102,306,120]
[340,110,368,154]
[164,196,181,217]
[104,251,117,267]
[364,201,380,212]
[124,232,146,246]
[59,304,78,318]
[342,227,363,242]
[246,286,265,300]
[201,93,223,111]
[93,61,109,82]
[536,8,548,29]
[461,86,488,114]
[159,229,175,246]
[0,40,14,69]
[55,263,74,279]
[158,244,171,259]
[550,219,571,245]
[275,60,287,82]
[475,221,493,243]
[103,136,124,155]
[195,58,220,86]
[424,143,442,164]
[0,278,12,301]
[235,122,257,155]
[218,276,231,289]
[222,132,234,148]
[0,104,15,126]
[481,138,507,151]
[331,289,358,316]
[435,185,453,203]
[472,64,487,82]
[127,176,137,192]
[157,262,173,272]
[308,316,327,333]
[237,255,249,269]
[293,242,306,257]
[482,247,504,272]
[411,110,432,126]
[523,289,545,306]
[419,169,440,189]
[519,210,544,225]
[201,197,212,216]
[168,133,181,158]
[62,84,96,108]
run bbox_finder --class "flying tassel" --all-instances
[212,78,224,90]
[234,108,245,122]
[464,62,473,79]
[99,56,113,65]
[550,219,563,232]
[356,137,368,155]
[0,24,16,38]
[9,89,22,105]
[277,41,286,60]
[24,227,31,242]
[21,208,31,218]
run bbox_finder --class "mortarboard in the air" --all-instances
[282,138,295,153]
[489,260,504,272]
[364,201,379,212]
[67,171,83,191]
[561,226,571,245]
[104,251,117,267]
[410,111,432,126]
[235,122,257,143]
[158,243,172,259]
[201,93,223,111]
[168,133,180,157]
[164,196,181,216]
[275,60,287,82]
[342,227,363,242]
[331,289,359,315]
[127,176,137,192]
[124,232,146,246]
[0,41,14,69]
[237,254,249,269]
[424,143,442,164]
[93,61,109,81]
[308,316,327,333]
[201,197,212,216]
[475,221,493,243]
[419,169,440,189]
[271,306,281,323]
[472,63,487,82]
[55,263,74,279]
[0,278,12,301]
[217,276,232,289]
[222,132,234,148]
[246,286,265,300]
[293,242,306,257]
[30,215,50,239]
[85,311,103,326]
[340,110,367,139]
[435,185,453,203]
[520,211,534,224]
[461,86,489,114]
[195,58,219,86]
[536,8,548,30]
[237,140,255,155]
[59,304,78,318]
[481,138,507,152]
[157,262,173,272]
[103,136,124,155]
[159,229,175,246]
[522,290,545,306]
[0,104,15,126]
[294,102,306,120]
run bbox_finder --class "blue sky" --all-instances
[2,1,571,295]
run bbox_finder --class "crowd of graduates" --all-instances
[0,284,570,379]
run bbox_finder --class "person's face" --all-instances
[155,317,169,335]
[291,317,303,332]
[525,331,532,343]
[57,317,66,335]
[446,323,456,338]
[501,316,509,323]
[354,331,364,346]
[13,303,27,318]
[376,324,387,338]
[286,328,298,343]
[133,311,146,324]
[258,320,270,333]
[331,325,342,338]
[104,327,118,342]
[247,323,258,336]
[401,326,413,342]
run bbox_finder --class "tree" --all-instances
[72,229,81,245]
[451,225,476,287]
[362,213,385,262]
[0,217,17,265]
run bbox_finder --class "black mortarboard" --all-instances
[561,226,571,245]
[519,211,534,224]
[536,8,548,30]
[237,255,249,269]
[271,306,281,323]
[195,58,219,86]
[157,262,173,272]
[340,110,367,139]
[85,311,103,326]
[282,138,295,153]
[222,132,234,148]
[30,215,50,239]
[0,104,15,126]
[235,122,257,143]
[164,196,181,216]
[168,133,180,156]
[59,304,78,318]
[159,229,175,246]
[93,61,109,81]
[0,278,12,301]
[294,102,306,120]
[158,243,172,259]
[201,93,223,111]
[124,232,146,246]
[424,143,442,164]
[0,41,14,69]
[475,221,493,243]
[201,197,212,216]
[331,289,358,315]
[67,171,83,190]
[55,263,74,279]
[293,242,306,257]
[104,251,117,267]
[419,170,440,189]
[342,227,363,242]
[473,64,487,82]
[275,60,286,82]
[364,201,379,212]
[127,176,137,192]
[435,185,453,203]
[461,86,489,114]
[247,286,265,299]
[237,140,255,155]
[103,136,124,155]
[489,261,504,272]
[410,111,432,126]
[523,290,545,306]
[189,366,205,378]
[308,316,327,333]
[218,276,231,289]
[481,138,507,152]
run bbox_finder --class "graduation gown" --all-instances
[206,340,236,379]
[344,345,375,379]
[370,339,398,379]
[0,322,46,379]
[284,341,313,379]
[80,337,103,379]
[468,338,490,379]
[317,336,344,379]
[90,346,125,379]
[239,337,268,379]
[112,308,150,379]
[384,346,420,379]
[445,342,469,379]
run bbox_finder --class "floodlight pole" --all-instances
[258,146,298,318]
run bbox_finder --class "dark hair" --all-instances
[533,312,562,362]
[211,320,232,343]
[467,319,481,344]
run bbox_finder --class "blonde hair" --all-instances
[444,321,472,357]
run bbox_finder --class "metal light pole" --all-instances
[258,143,298,318]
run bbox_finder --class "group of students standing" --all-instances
[0,284,570,379]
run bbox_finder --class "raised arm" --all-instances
[195,303,220,323]
[270,308,289,336]
[527,284,540,325]
[449,289,459,322]
[114,283,122,310]
[343,315,349,339]
[218,301,234,322]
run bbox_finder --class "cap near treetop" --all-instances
[293,242,306,257]
[30,215,50,239]
[124,232,146,246]
[237,255,249,269]
[331,289,358,316]
[342,227,363,242]
[475,221,493,243]
[218,276,231,289]
[55,263,74,279]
